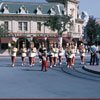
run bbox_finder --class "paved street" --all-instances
[0,55,100,98]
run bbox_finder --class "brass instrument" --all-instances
[31,48,36,53]
[8,40,16,54]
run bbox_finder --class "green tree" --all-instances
[85,16,100,44]
[0,24,9,36]
[44,15,72,46]
[0,24,9,49]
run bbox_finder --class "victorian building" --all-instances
[0,0,84,50]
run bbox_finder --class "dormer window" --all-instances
[48,7,56,15]
[19,5,26,14]
[70,8,74,16]
[34,6,42,15]
[3,5,9,14]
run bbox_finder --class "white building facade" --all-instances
[0,0,84,49]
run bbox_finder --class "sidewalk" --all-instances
[83,63,100,74]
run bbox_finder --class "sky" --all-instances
[79,0,100,18]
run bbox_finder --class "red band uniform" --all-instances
[40,47,47,72]
[11,47,17,67]
[21,47,27,66]
[58,46,64,65]
[53,45,58,67]
[49,46,54,68]
[28,47,37,66]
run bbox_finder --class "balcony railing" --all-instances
[71,32,81,38]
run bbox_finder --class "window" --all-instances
[18,22,22,31]
[4,21,8,30]
[37,22,41,31]
[24,22,28,31]
[78,25,80,32]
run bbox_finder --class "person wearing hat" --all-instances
[66,43,73,68]
[71,43,75,65]
[21,43,27,66]
[52,43,58,67]
[28,42,37,67]
[10,44,18,67]
[65,43,69,65]
[58,45,64,65]
[40,43,47,72]
[38,43,42,63]
[79,43,85,64]
[49,43,54,68]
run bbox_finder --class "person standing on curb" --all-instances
[96,50,100,65]
[90,44,97,65]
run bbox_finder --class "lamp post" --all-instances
[45,37,47,48]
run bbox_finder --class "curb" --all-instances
[82,66,100,75]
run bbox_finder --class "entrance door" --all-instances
[16,38,29,50]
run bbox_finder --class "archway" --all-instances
[16,38,30,50]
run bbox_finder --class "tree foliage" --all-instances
[0,24,9,36]
[85,16,100,43]
[44,15,72,36]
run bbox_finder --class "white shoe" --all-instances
[67,65,69,68]
[54,64,56,67]
[72,64,74,66]
[32,64,34,66]
[60,63,62,65]
[30,65,32,67]
[81,62,84,64]
[12,64,14,67]
[22,64,23,66]
[50,66,52,68]
[39,61,42,63]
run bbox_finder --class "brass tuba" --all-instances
[8,40,16,54]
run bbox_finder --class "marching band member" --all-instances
[53,43,58,67]
[11,46,18,67]
[38,43,42,63]
[71,43,75,66]
[58,45,64,65]
[79,43,85,64]
[49,44,54,68]
[28,42,37,67]
[65,43,69,65]
[40,43,47,72]
[67,43,73,68]
[21,43,27,66]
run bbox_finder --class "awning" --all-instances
[48,38,58,43]
[63,38,73,43]
[79,40,87,44]
[0,37,12,43]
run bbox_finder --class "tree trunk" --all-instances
[58,35,63,47]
